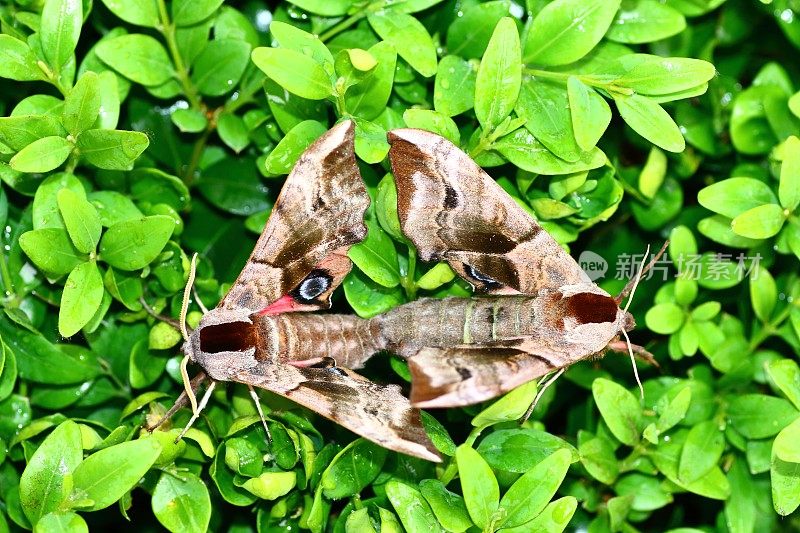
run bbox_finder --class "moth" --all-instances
[171,120,440,462]
[382,129,662,410]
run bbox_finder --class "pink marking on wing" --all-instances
[259,295,302,316]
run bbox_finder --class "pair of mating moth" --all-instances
[167,120,656,462]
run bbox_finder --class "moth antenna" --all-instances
[622,327,645,399]
[248,385,272,441]
[622,245,650,315]
[520,368,565,424]
[180,354,199,417]
[176,381,216,443]
[145,372,208,432]
[180,253,199,343]
[615,241,669,304]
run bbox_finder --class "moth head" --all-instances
[184,308,258,380]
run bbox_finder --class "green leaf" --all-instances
[498,496,576,533]
[172,0,224,26]
[285,0,351,16]
[63,72,101,136]
[216,113,249,153]
[270,21,334,71]
[728,394,799,439]
[40,0,82,70]
[645,302,684,334]
[579,433,619,484]
[368,11,437,78]
[497,449,573,528]
[71,438,162,511]
[774,418,800,463]
[95,34,173,86]
[419,479,473,533]
[678,420,725,484]
[494,127,606,175]
[89,191,143,227]
[516,79,580,162]
[99,216,174,271]
[321,439,387,499]
[19,421,83,523]
[475,18,521,131]
[434,55,477,117]
[607,0,686,43]
[191,39,251,97]
[152,472,211,533]
[567,76,611,151]
[251,47,333,100]
[0,114,66,151]
[638,147,667,199]
[523,0,620,66]
[99,0,159,27]
[771,451,800,516]
[471,380,537,428]
[19,228,85,276]
[416,262,456,291]
[263,120,328,176]
[33,512,88,533]
[59,261,104,337]
[402,109,460,144]
[0,35,43,81]
[10,136,72,173]
[766,359,800,411]
[615,55,715,96]
[749,265,777,322]
[446,1,510,59]
[76,129,149,170]
[171,108,208,133]
[779,136,800,211]
[57,189,101,254]
[614,94,685,152]
[456,445,499,530]
[592,378,642,446]
[385,480,443,532]
[198,157,270,215]
[730,203,785,239]
[345,41,397,120]
[348,211,400,288]
[655,386,692,433]
[698,177,778,219]
[479,428,577,474]
[344,266,405,318]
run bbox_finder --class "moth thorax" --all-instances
[198,321,257,354]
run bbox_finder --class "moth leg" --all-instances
[139,297,182,330]
[608,340,660,369]
[145,371,208,432]
[176,381,217,442]
[248,385,272,441]
[520,368,566,424]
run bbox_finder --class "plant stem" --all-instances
[438,426,483,485]
[183,123,213,186]
[318,12,367,42]
[401,245,418,300]
[157,0,201,109]
[0,251,15,302]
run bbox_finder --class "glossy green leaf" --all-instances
[191,39,251,97]
[40,0,82,70]
[523,0,620,66]
[321,439,387,499]
[252,47,333,100]
[57,189,101,253]
[419,479,473,533]
[263,120,327,176]
[494,127,606,175]
[385,480,443,532]
[0,35,43,81]
[33,512,88,533]
[99,215,174,271]
[607,0,686,43]
[456,445,499,529]
[19,228,85,276]
[76,129,149,170]
[729,394,799,439]
[348,211,400,288]
[59,261,104,337]
[614,94,685,152]
[592,378,642,446]
[471,380,537,428]
[446,1,510,59]
[730,203,785,239]
[0,114,66,151]
[368,11,437,77]
[10,136,72,173]
[95,34,173,86]
[434,55,477,117]
[172,0,224,26]
[567,76,611,151]
[516,78,580,161]
[100,0,159,27]
[63,72,101,135]
[475,18,521,131]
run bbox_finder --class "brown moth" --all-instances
[382,128,660,409]
[177,120,440,462]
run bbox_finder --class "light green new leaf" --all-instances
[0,35,43,81]
[730,203,785,239]
[678,420,725,484]
[497,449,574,528]
[263,120,327,176]
[614,94,685,152]
[76,129,149,170]
[63,72,101,135]
[385,481,443,532]
[348,211,400,288]
[456,445,499,529]
[516,78,580,162]
[494,127,606,175]
[10,136,73,173]
[471,380,537,428]
[346,41,397,120]
[95,34,173,86]
[71,438,162,510]
[567,76,611,151]
[592,378,642,446]
[252,47,333,100]
[523,0,620,66]
[615,55,716,96]
[270,21,334,71]
[19,421,83,523]
[766,359,800,411]
[59,261,104,337]
[152,472,211,533]
[172,0,224,26]
[779,136,800,211]
[368,11,437,77]
[57,188,101,253]
[498,496,577,533]
[434,55,477,117]
[749,264,777,322]
[99,215,175,271]
[33,512,88,533]
[607,0,686,44]
[100,0,159,27]
[19,228,85,276]
[41,0,82,70]
[475,17,521,131]
[697,177,778,219]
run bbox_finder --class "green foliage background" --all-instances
[1,0,800,531]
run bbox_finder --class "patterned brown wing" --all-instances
[387,128,589,295]
[407,343,562,408]
[221,120,369,312]
[232,363,441,462]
